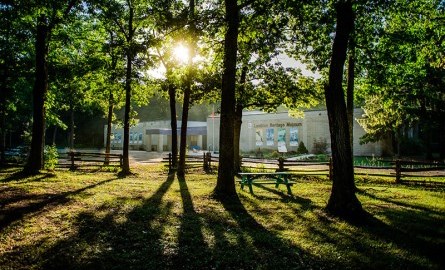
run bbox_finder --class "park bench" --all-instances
[237,172,295,195]
[67,151,123,170]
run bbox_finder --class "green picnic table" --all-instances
[237,172,295,195]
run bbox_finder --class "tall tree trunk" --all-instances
[425,127,433,160]
[233,104,243,173]
[177,0,195,178]
[121,6,134,176]
[168,74,178,170]
[52,126,57,145]
[69,102,75,150]
[105,90,113,165]
[105,39,117,165]
[419,98,433,159]
[121,48,133,175]
[440,119,445,159]
[213,0,239,198]
[177,81,191,177]
[346,43,355,154]
[0,111,5,164]
[395,128,401,157]
[234,66,247,173]
[24,15,49,175]
[0,16,11,165]
[325,0,363,219]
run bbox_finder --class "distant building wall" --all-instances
[104,121,207,152]
[207,109,384,156]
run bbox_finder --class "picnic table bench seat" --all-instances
[237,172,295,195]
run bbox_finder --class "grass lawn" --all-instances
[0,165,444,269]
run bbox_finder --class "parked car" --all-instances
[3,145,28,163]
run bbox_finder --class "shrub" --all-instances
[297,141,309,154]
[44,144,59,171]
[255,148,263,158]
[269,151,281,158]
[312,138,328,154]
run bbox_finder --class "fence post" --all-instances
[277,157,285,172]
[395,159,401,183]
[203,152,207,171]
[104,153,110,166]
[204,152,212,173]
[69,151,75,171]
[329,157,333,181]
[208,152,212,170]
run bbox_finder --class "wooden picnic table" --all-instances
[237,172,295,195]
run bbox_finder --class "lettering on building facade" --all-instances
[253,122,302,128]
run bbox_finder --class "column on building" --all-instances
[157,134,164,152]
[146,135,152,152]
[302,113,308,153]
[167,135,172,152]
[197,135,203,149]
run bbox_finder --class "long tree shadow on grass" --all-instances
[296,188,445,269]
[252,183,313,207]
[0,177,120,231]
[224,185,445,269]
[35,174,176,270]
[0,169,53,183]
[174,175,213,268]
[357,189,445,268]
[358,188,444,216]
[212,194,328,269]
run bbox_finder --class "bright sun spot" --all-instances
[173,44,189,64]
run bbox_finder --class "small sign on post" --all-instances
[278,144,287,153]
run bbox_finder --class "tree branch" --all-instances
[49,0,80,31]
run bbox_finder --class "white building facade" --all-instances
[207,109,388,156]
[105,121,207,152]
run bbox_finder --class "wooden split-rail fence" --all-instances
[163,153,445,185]
[163,152,214,173]
[59,151,123,170]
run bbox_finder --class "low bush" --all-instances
[297,141,309,154]
[312,137,328,154]
[44,144,59,171]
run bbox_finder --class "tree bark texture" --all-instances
[177,0,195,178]
[214,0,239,197]
[233,66,247,173]
[69,102,75,150]
[52,126,57,145]
[25,15,49,174]
[0,17,11,164]
[233,104,243,173]
[105,90,113,165]
[0,112,5,163]
[122,48,133,175]
[168,78,178,170]
[177,80,191,177]
[325,0,363,218]
[440,119,445,159]
[105,42,117,164]
[346,44,355,153]
[121,6,134,175]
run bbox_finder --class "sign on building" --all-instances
[255,129,264,146]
